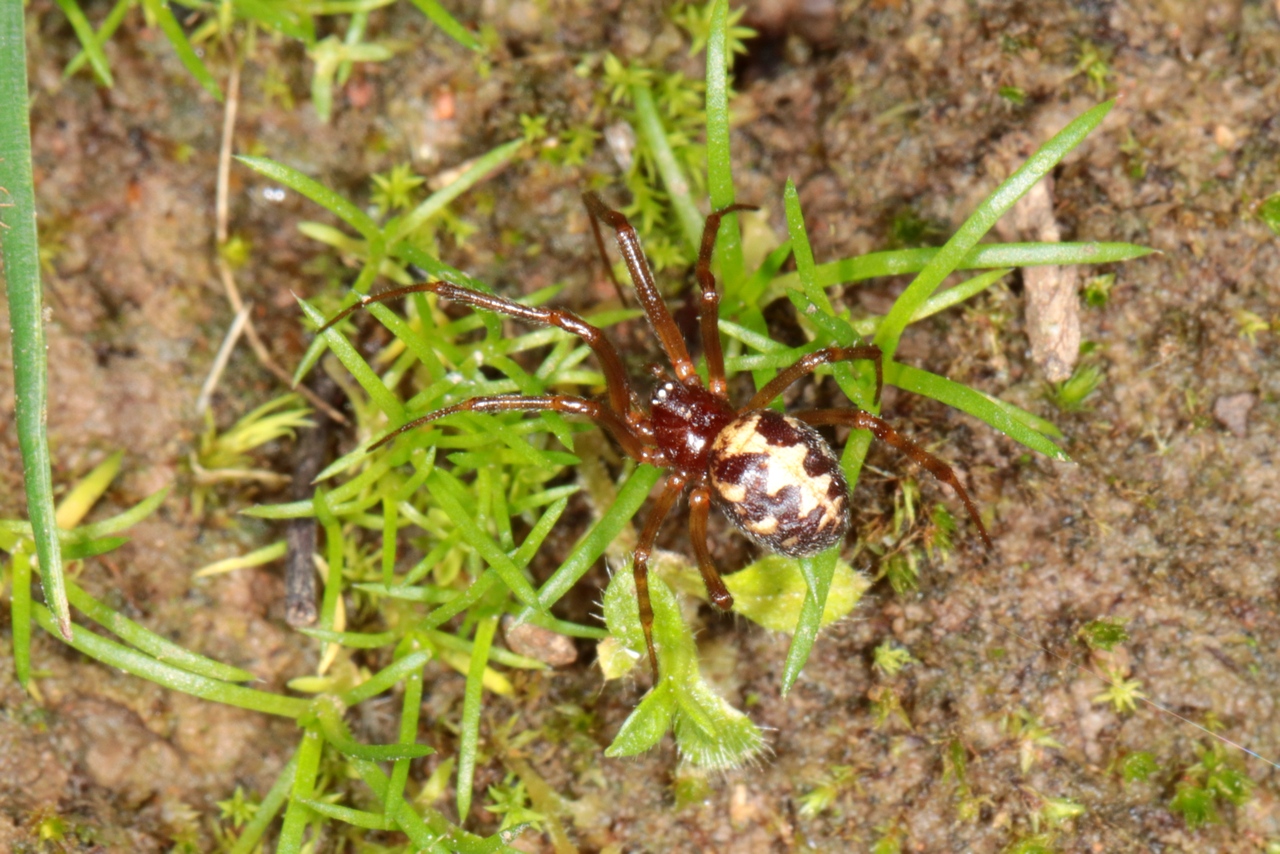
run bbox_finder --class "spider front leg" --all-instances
[694,203,757,398]
[747,344,884,411]
[369,394,658,465]
[582,192,699,387]
[319,273,638,422]
[795,408,993,549]
[632,473,690,678]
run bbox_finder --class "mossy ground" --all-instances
[1,1,1278,851]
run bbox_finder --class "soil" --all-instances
[2,0,1278,852]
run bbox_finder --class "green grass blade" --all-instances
[704,0,743,286]
[390,139,522,244]
[338,649,432,706]
[456,615,498,824]
[296,297,406,420]
[769,241,1153,295]
[1,4,71,640]
[778,185,875,683]
[236,155,380,239]
[233,0,316,42]
[295,799,394,830]
[406,0,482,50]
[66,579,256,682]
[782,179,832,312]
[11,544,32,687]
[277,728,324,854]
[61,535,129,560]
[354,763,449,852]
[631,82,702,249]
[516,464,665,619]
[63,0,129,80]
[875,101,1116,361]
[194,540,288,577]
[141,0,222,100]
[426,628,546,670]
[314,695,433,761]
[386,641,426,813]
[358,759,518,853]
[298,627,398,649]
[71,485,171,540]
[32,603,309,717]
[52,0,115,86]
[426,469,543,611]
[909,268,1011,323]
[886,362,1070,461]
[227,749,298,854]
[779,550,838,696]
[0,486,169,548]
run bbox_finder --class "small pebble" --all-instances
[1212,392,1255,438]
[502,616,578,667]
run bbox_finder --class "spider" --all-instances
[319,192,991,678]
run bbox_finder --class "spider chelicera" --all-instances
[320,192,991,678]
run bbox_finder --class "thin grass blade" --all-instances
[66,580,256,682]
[631,82,702,248]
[141,0,222,100]
[11,545,32,687]
[769,241,1153,296]
[0,4,71,639]
[63,0,129,79]
[227,749,298,854]
[886,362,1070,461]
[705,0,744,286]
[236,155,380,239]
[406,0,482,49]
[32,603,309,717]
[875,100,1116,360]
[391,139,522,244]
[52,0,114,85]
[456,615,498,823]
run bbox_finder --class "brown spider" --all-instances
[320,192,991,677]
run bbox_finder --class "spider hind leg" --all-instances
[795,408,993,550]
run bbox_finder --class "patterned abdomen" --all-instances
[707,410,850,557]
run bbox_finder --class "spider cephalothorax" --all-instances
[320,192,991,677]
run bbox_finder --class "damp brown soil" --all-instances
[1,1,1278,852]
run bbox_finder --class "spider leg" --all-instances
[794,408,993,550]
[369,394,657,465]
[746,345,884,411]
[695,203,758,398]
[320,275,637,422]
[582,192,699,387]
[584,197,631,307]
[633,473,689,679]
[688,485,733,610]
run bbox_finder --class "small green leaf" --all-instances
[602,566,764,768]
[671,680,765,769]
[605,682,676,758]
[668,553,868,633]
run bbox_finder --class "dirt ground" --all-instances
[2,0,1279,851]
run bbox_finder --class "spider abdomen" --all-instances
[708,410,850,557]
